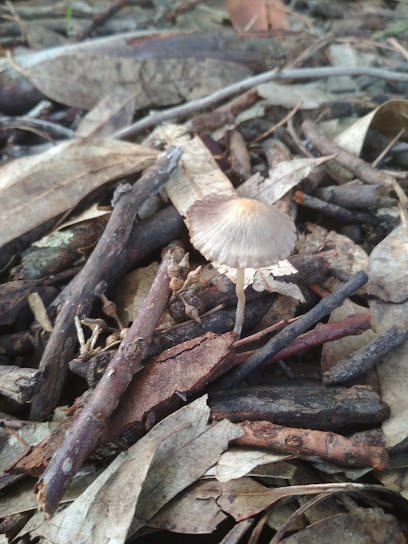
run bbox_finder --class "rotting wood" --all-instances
[34,242,185,516]
[209,385,390,432]
[29,147,182,422]
[234,420,388,470]
[0,365,41,404]
[100,331,237,447]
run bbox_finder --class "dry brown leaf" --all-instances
[279,507,405,544]
[22,396,243,544]
[0,138,158,247]
[147,480,227,535]
[335,99,408,156]
[257,81,337,109]
[238,155,336,204]
[207,447,293,482]
[368,225,408,303]
[76,89,137,138]
[8,32,251,110]
[370,299,408,447]
[296,223,369,292]
[321,300,377,373]
[226,0,288,33]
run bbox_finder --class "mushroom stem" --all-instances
[233,267,246,337]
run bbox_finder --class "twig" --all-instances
[215,271,368,389]
[323,324,408,385]
[163,0,206,22]
[293,190,378,225]
[372,127,405,168]
[29,147,182,421]
[387,37,408,62]
[301,120,392,186]
[35,242,185,517]
[74,0,129,41]
[235,420,388,470]
[235,314,372,366]
[0,116,76,140]
[113,66,408,140]
[251,100,302,144]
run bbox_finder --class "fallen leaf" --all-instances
[76,89,137,138]
[0,137,158,247]
[370,299,408,447]
[257,81,338,109]
[226,0,288,33]
[296,223,369,292]
[321,300,377,373]
[8,31,251,111]
[206,447,293,482]
[279,507,405,544]
[334,99,408,156]
[147,480,227,534]
[24,396,243,544]
[368,225,408,303]
[238,156,336,204]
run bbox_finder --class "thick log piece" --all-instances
[209,385,390,432]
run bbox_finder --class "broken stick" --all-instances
[35,242,185,517]
[29,146,181,421]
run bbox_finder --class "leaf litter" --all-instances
[1,1,408,543]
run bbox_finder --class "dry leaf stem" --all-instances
[301,120,392,186]
[216,270,369,389]
[235,420,388,470]
[35,242,185,517]
[30,146,182,422]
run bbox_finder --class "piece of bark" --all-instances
[6,392,92,478]
[100,331,237,447]
[209,385,390,432]
[315,184,395,209]
[18,216,109,280]
[35,243,185,516]
[323,324,408,385]
[0,331,34,357]
[216,271,368,389]
[0,365,41,404]
[301,120,391,186]
[8,331,236,479]
[0,282,57,327]
[235,420,388,470]
[29,146,182,422]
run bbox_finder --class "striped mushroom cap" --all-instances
[187,194,296,269]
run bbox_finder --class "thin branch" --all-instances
[215,271,368,389]
[29,146,182,421]
[114,66,408,140]
[35,242,185,517]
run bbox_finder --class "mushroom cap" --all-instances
[187,194,296,269]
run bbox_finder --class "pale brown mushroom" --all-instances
[186,193,296,337]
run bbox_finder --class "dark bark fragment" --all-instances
[209,385,390,432]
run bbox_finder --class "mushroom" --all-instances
[186,193,296,337]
